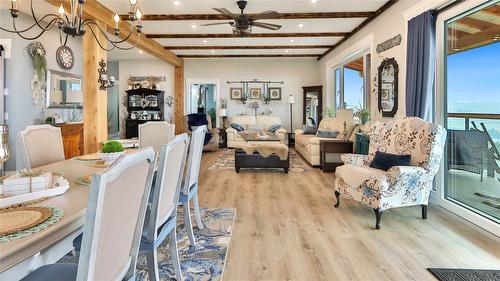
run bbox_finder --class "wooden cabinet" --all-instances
[355,133,370,155]
[125,88,165,139]
[54,123,84,159]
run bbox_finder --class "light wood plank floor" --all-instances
[198,151,500,281]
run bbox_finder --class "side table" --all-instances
[288,132,295,147]
[219,128,227,148]
[320,140,353,172]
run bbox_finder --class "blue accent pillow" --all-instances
[267,124,281,133]
[316,130,339,138]
[369,151,411,171]
[302,125,318,135]
[230,123,245,132]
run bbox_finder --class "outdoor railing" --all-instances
[446,113,500,130]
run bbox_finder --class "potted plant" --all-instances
[354,104,370,124]
[323,106,335,118]
[99,140,125,164]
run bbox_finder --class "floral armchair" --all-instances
[334,117,447,229]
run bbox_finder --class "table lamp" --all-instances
[287,94,295,132]
[219,108,227,128]
[251,101,260,116]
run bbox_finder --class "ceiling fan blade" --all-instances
[213,8,238,19]
[201,22,234,27]
[250,10,281,20]
[251,21,282,31]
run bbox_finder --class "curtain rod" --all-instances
[433,0,465,15]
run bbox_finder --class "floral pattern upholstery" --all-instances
[335,117,446,211]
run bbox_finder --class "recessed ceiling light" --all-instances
[493,35,499,41]
[285,49,289,53]
[191,24,197,29]
[290,39,295,43]
[310,0,318,3]
[211,50,215,53]
[138,50,144,54]
[203,39,208,43]
[298,23,304,28]
[174,1,180,5]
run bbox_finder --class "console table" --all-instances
[320,140,353,172]
[355,133,370,155]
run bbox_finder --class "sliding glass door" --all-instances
[443,1,500,223]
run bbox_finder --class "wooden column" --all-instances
[83,21,108,154]
[174,63,185,134]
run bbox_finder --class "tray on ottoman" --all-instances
[234,149,290,173]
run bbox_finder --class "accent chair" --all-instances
[334,117,447,229]
[184,114,220,152]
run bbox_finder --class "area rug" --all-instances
[59,208,235,281]
[208,148,311,172]
[427,268,500,281]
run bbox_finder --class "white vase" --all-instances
[99,151,125,164]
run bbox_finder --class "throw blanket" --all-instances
[187,113,212,145]
[240,143,289,160]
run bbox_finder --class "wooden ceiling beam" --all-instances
[456,17,495,31]
[449,25,500,54]
[121,12,376,21]
[178,54,319,58]
[317,0,399,60]
[166,45,331,50]
[148,32,349,38]
[44,0,182,67]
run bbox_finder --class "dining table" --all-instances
[0,157,105,281]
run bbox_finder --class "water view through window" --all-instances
[444,2,500,222]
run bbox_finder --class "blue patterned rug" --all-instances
[59,208,235,281]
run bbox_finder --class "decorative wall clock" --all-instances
[56,45,74,70]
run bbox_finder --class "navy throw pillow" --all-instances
[369,151,411,171]
[230,123,245,132]
[267,124,281,133]
[302,125,318,135]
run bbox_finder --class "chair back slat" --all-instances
[149,134,190,236]
[77,148,156,281]
[139,122,175,153]
[183,126,206,194]
[20,125,65,168]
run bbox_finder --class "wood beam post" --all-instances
[174,63,185,134]
[83,21,108,154]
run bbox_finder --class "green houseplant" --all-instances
[354,104,370,124]
[100,140,125,164]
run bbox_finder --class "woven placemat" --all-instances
[0,207,52,236]
[0,206,65,243]
[74,153,101,162]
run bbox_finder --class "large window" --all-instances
[333,53,370,110]
[444,1,500,223]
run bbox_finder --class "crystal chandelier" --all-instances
[1,0,143,51]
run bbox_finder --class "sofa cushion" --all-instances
[230,123,245,132]
[316,130,339,138]
[230,115,256,126]
[302,125,318,135]
[256,115,282,126]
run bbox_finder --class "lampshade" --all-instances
[251,101,260,108]
[219,108,227,117]
[287,94,295,104]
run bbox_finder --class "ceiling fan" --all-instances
[201,0,282,36]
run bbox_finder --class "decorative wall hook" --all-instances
[98,59,115,91]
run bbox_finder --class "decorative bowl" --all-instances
[99,151,125,165]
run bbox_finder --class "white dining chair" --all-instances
[21,148,156,281]
[179,126,206,245]
[139,121,175,153]
[140,133,189,281]
[19,125,65,169]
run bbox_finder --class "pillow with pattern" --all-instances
[267,124,282,133]
[230,123,245,132]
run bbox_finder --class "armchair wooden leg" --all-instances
[334,191,340,208]
[374,208,383,229]
[422,205,428,220]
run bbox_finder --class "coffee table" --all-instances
[241,133,281,144]
[235,149,290,173]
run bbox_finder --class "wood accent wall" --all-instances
[83,21,108,154]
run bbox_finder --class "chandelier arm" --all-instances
[83,20,135,44]
[59,30,69,46]
[11,17,59,41]
[30,0,51,30]
[86,24,118,52]
[0,14,59,34]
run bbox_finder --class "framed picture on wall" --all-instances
[249,88,262,99]
[230,88,243,100]
[269,87,281,100]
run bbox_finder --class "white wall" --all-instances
[116,59,175,137]
[184,58,321,131]
[1,11,83,170]
[319,0,447,121]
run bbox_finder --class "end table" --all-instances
[320,140,353,172]
[219,128,227,148]
[288,132,295,147]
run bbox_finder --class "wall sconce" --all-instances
[166,95,174,107]
[98,59,116,91]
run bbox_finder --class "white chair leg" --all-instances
[146,249,160,281]
[183,201,196,245]
[170,231,183,281]
[193,191,204,229]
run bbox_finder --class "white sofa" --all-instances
[294,109,356,166]
[226,115,287,148]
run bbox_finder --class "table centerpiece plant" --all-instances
[99,140,125,164]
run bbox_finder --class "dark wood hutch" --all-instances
[125,88,165,139]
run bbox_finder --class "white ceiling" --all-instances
[102,0,389,58]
